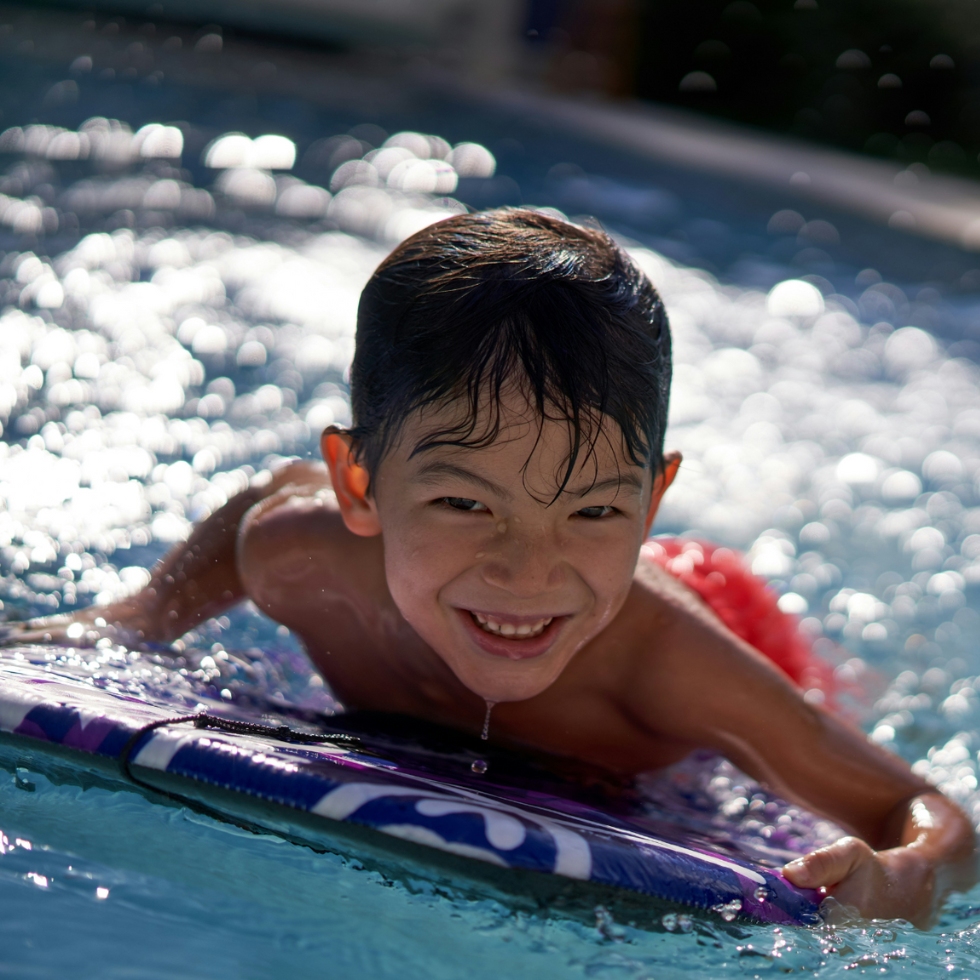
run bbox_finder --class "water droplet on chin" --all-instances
[471,759,488,774]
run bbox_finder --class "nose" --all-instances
[480,522,565,598]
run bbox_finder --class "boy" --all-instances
[7,209,975,925]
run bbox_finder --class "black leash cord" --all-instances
[118,713,201,787]
[118,712,359,817]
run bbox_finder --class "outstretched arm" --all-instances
[683,674,975,926]
[1,461,330,647]
[625,574,977,926]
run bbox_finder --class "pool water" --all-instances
[0,752,977,980]
[1,6,980,977]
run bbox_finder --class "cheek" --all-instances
[573,530,641,600]
[381,515,471,610]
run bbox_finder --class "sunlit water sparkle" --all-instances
[0,70,980,980]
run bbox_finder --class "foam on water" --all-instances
[1,114,980,975]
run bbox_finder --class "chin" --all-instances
[447,657,563,704]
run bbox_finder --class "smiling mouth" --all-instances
[471,611,554,639]
[457,608,566,660]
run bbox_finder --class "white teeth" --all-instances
[471,613,554,639]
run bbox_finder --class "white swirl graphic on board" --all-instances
[311,781,592,878]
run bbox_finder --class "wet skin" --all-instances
[7,393,976,925]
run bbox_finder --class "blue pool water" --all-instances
[3,732,980,979]
[2,5,980,976]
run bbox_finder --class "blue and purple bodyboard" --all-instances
[0,656,821,925]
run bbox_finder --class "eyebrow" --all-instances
[414,461,513,500]
[566,473,645,498]
[414,461,644,501]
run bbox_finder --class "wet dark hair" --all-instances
[348,208,671,494]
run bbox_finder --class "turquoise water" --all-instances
[2,740,980,979]
[1,5,980,976]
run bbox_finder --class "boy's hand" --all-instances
[0,604,146,649]
[782,790,976,927]
[783,836,934,926]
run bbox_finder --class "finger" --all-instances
[783,836,875,889]
[0,627,56,646]
[0,619,71,647]
[0,621,51,644]
[0,623,27,646]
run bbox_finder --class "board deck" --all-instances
[0,653,821,925]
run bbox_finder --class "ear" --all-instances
[643,450,682,537]
[321,428,382,537]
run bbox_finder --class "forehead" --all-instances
[394,385,646,490]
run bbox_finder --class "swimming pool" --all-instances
[1,5,980,977]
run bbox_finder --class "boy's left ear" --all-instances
[643,451,682,536]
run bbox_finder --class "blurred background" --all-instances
[27,0,980,180]
[9,0,980,289]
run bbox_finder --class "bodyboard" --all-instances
[0,650,822,926]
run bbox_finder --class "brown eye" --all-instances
[576,505,614,519]
[442,497,488,513]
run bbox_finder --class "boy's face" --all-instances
[327,388,676,704]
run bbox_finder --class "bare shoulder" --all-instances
[237,461,387,624]
[588,554,804,739]
[240,460,336,542]
[248,458,332,505]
